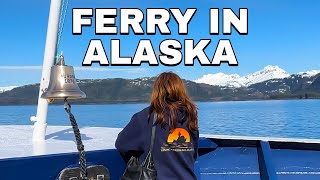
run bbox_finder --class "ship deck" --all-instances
[1,125,320,180]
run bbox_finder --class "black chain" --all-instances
[64,98,87,180]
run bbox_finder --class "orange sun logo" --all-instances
[167,128,190,143]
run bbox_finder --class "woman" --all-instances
[115,72,199,180]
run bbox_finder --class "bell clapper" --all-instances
[47,99,54,103]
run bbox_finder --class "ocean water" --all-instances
[0,100,319,139]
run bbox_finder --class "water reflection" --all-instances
[0,100,319,139]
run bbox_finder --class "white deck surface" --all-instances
[0,125,122,159]
[1,125,320,160]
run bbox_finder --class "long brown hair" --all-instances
[149,72,198,131]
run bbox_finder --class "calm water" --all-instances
[0,100,319,139]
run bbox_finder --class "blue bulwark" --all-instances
[199,137,218,149]
[0,149,125,180]
[257,141,277,180]
[1,137,320,180]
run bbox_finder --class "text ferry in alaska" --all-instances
[1,0,320,180]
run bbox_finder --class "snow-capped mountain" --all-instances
[193,73,242,87]
[0,86,17,93]
[194,65,290,87]
[297,70,320,78]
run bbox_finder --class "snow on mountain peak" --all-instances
[0,86,17,93]
[242,65,289,86]
[194,73,242,87]
[263,65,282,71]
[194,65,290,87]
[297,70,320,78]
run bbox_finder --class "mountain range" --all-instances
[0,65,319,105]
[194,65,320,88]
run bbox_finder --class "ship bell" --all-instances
[41,55,86,100]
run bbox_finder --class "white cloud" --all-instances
[0,66,147,72]
[0,66,42,70]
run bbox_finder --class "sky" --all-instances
[0,0,319,86]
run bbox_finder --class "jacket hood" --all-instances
[165,108,186,123]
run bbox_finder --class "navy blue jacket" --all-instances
[115,107,199,180]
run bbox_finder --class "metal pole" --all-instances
[31,0,62,141]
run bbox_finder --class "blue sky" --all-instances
[0,0,319,86]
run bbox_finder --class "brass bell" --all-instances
[41,54,86,100]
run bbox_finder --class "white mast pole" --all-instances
[31,0,62,141]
